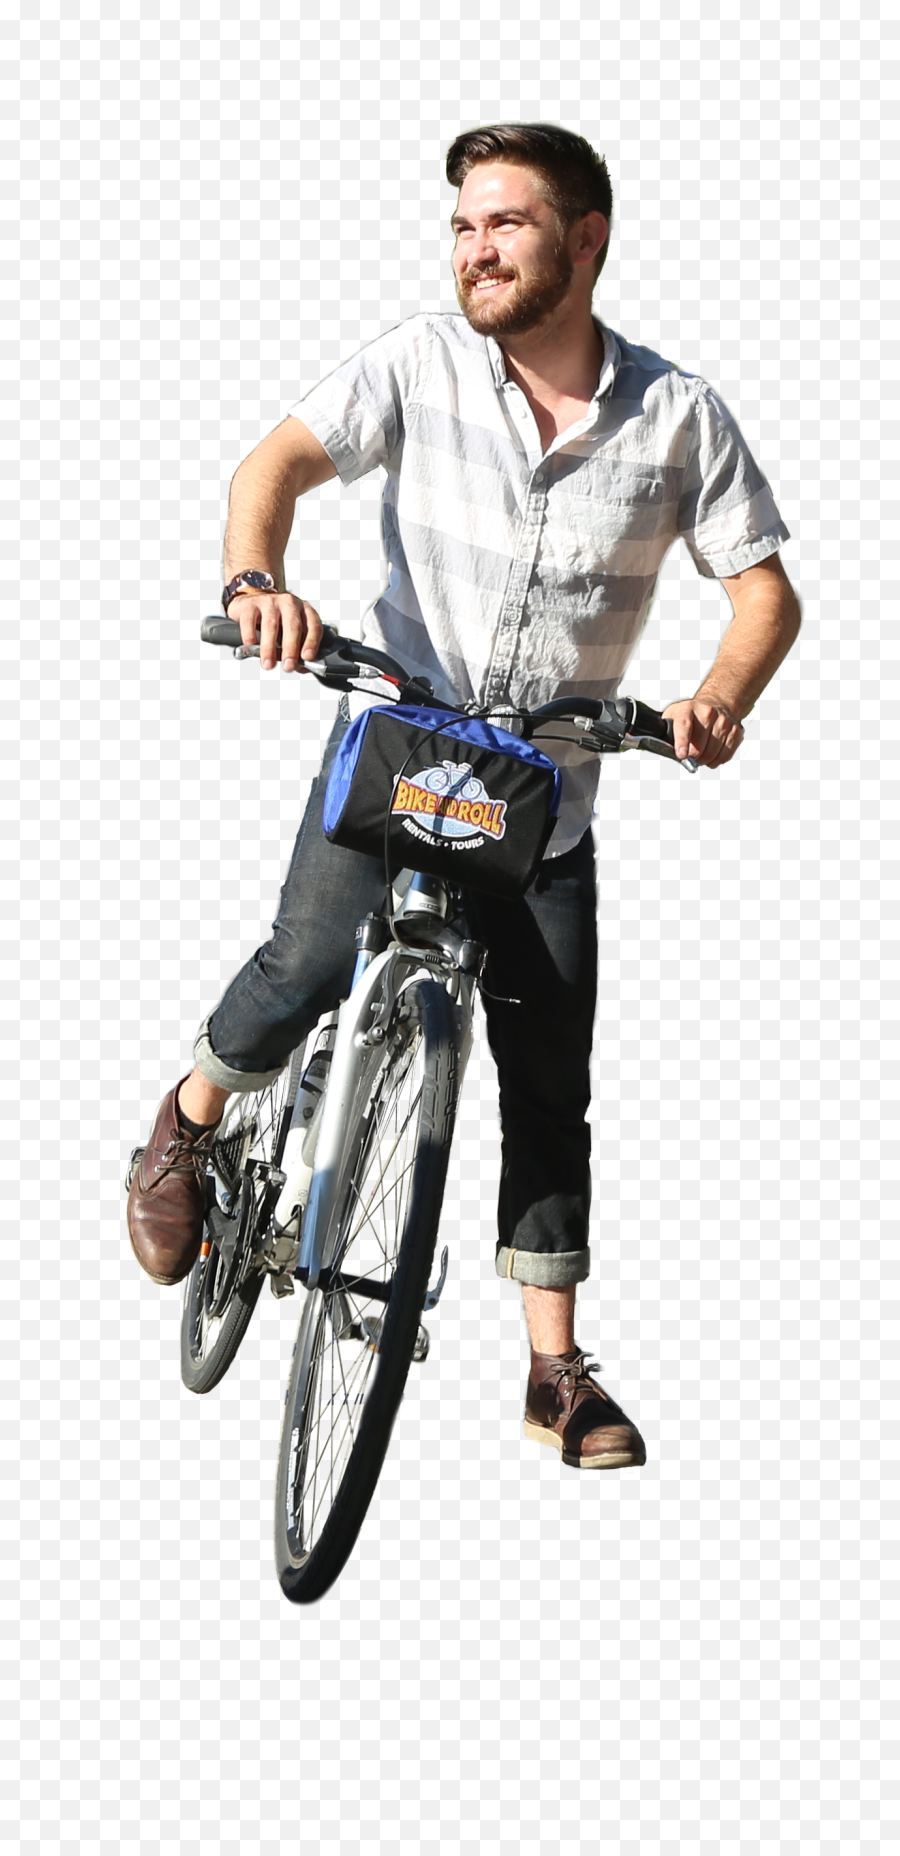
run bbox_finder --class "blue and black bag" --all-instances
[322,703,562,900]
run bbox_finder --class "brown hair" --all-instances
[445,121,613,279]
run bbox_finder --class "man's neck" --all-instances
[498,302,606,447]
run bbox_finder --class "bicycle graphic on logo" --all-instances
[391,760,508,845]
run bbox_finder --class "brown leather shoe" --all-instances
[524,1348,646,1470]
[126,1079,217,1286]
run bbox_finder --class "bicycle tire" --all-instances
[180,1056,303,1395]
[274,977,458,1603]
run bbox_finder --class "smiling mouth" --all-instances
[470,273,515,291]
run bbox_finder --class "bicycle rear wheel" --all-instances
[274,977,458,1603]
[180,1057,302,1395]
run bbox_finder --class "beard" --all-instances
[456,246,575,337]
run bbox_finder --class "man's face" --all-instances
[451,161,575,338]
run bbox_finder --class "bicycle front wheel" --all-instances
[275,977,458,1604]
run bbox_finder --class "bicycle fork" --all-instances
[276,943,473,1297]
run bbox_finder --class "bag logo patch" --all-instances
[391,761,507,850]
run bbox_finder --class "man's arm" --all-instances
[223,417,338,673]
[663,553,801,767]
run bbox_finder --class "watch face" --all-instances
[223,570,277,611]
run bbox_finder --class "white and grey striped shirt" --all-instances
[293,314,788,855]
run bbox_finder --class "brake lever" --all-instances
[233,632,374,693]
[232,642,335,678]
[576,711,698,773]
[303,658,402,695]
[622,732,698,773]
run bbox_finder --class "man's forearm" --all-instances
[222,418,338,587]
[218,420,338,671]
[695,562,801,719]
[223,460,296,589]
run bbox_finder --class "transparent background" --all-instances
[7,1,894,1850]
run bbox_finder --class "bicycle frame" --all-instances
[273,939,476,1292]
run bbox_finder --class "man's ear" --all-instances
[571,211,609,268]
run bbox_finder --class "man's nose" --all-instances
[465,226,499,268]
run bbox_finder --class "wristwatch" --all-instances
[222,570,278,612]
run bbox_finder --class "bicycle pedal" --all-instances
[125,1146,144,1191]
[270,1271,296,1299]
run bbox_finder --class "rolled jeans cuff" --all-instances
[193,1016,288,1094]
[495,1246,590,1288]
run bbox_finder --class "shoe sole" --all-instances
[523,1418,645,1470]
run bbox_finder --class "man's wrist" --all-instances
[222,570,283,612]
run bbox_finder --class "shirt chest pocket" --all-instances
[564,473,668,574]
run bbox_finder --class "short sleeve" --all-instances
[677,384,789,578]
[288,316,431,485]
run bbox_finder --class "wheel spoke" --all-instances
[302,1351,375,1538]
[300,1329,373,1539]
[339,1078,423,1263]
[297,1316,376,1495]
[343,1147,418,1261]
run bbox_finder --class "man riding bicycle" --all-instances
[128,123,800,1471]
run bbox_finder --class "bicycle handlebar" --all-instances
[200,615,698,769]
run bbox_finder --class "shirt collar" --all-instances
[486,318,619,403]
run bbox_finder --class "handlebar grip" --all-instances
[630,699,674,746]
[201,614,243,646]
[200,615,341,655]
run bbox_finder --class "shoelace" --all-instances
[153,1133,211,1182]
[542,1352,608,1403]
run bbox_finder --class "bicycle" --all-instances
[132,615,696,1603]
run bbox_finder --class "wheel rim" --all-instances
[282,1016,426,1564]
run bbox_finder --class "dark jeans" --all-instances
[195,713,598,1288]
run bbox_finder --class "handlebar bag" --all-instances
[322,703,563,899]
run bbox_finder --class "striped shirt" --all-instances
[292,314,788,856]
